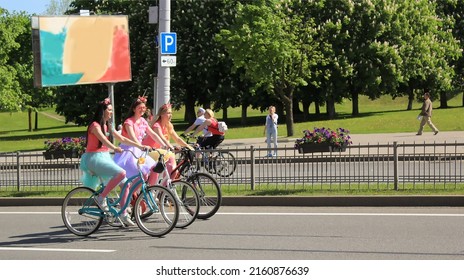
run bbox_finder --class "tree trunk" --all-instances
[222,107,228,121]
[28,108,32,132]
[326,94,336,119]
[34,111,39,131]
[276,87,294,137]
[302,100,311,121]
[439,92,448,108]
[183,94,196,123]
[407,89,414,110]
[315,102,320,115]
[241,104,248,126]
[293,97,301,114]
[284,99,294,137]
[351,91,359,116]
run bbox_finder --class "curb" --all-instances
[1,196,463,207]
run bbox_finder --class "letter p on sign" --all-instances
[160,32,177,54]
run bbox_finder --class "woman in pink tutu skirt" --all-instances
[113,96,173,187]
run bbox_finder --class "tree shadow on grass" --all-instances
[0,130,85,142]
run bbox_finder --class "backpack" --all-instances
[218,121,228,132]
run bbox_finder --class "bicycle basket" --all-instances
[152,161,165,173]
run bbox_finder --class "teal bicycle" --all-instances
[61,149,179,237]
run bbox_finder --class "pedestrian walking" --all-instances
[416,90,439,136]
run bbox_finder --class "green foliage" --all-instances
[171,0,247,122]
[0,9,30,111]
[217,0,320,136]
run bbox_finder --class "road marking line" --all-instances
[0,212,59,214]
[0,212,463,217]
[0,247,115,253]
[217,212,464,217]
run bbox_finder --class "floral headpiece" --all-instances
[101,98,111,105]
[137,96,147,103]
[161,103,172,109]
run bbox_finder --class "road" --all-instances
[0,206,463,260]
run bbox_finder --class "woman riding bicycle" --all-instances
[142,103,193,181]
[80,98,150,227]
[190,109,224,149]
[113,96,171,222]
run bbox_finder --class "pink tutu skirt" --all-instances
[113,144,156,179]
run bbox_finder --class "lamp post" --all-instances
[155,0,171,114]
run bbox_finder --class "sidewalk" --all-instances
[221,131,464,148]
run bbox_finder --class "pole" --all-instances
[108,83,116,144]
[153,77,158,113]
[156,0,171,114]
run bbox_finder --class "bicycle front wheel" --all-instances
[186,172,222,219]
[61,187,103,236]
[213,151,237,177]
[134,185,179,237]
[165,180,199,228]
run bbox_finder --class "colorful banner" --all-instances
[33,16,131,87]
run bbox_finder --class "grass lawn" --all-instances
[0,93,462,152]
[2,183,463,197]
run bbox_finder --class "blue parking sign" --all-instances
[160,32,177,54]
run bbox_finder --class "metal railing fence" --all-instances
[1,142,463,192]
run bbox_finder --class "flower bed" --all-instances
[294,127,352,153]
[43,137,86,159]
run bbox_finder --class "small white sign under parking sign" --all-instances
[161,55,176,67]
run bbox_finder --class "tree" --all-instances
[171,0,250,124]
[217,0,319,136]
[0,8,30,111]
[436,0,464,107]
[45,0,73,15]
[396,0,460,110]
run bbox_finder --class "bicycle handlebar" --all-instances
[122,148,151,160]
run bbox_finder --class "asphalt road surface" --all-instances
[0,206,463,260]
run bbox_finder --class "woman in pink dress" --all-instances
[113,96,172,187]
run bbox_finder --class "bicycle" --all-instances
[61,149,179,237]
[181,134,237,177]
[174,147,222,219]
[148,149,200,228]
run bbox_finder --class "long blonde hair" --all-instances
[152,103,172,124]
[205,108,214,118]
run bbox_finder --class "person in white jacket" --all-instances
[182,107,211,143]
[264,105,278,157]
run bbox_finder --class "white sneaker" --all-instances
[121,213,136,227]
[96,196,109,212]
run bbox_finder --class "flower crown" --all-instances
[101,98,111,105]
[161,103,172,109]
[137,96,147,103]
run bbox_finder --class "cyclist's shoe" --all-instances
[121,213,136,227]
[96,195,109,212]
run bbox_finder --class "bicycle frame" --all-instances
[82,150,160,219]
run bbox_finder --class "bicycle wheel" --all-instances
[62,187,103,236]
[166,180,199,228]
[186,172,222,219]
[213,151,237,177]
[134,185,178,237]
